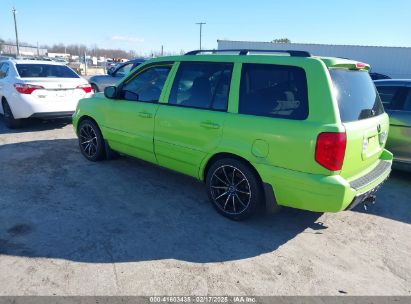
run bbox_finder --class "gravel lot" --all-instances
[0,117,410,296]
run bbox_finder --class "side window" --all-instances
[403,88,411,111]
[114,63,134,78]
[239,64,308,120]
[169,62,233,111]
[377,86,407,110]
[120,65,171,102]
[0,63,9,79]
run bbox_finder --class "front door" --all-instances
[103,64,173,163]
[154,61,233,177]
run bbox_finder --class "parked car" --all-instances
[73,49,392,220]
[370,72,391,80]
[0,58,93,128]
[88,58,145,92]
[375,79,411,171]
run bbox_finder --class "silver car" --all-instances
[375,79,411,171]
[88,59,145,92]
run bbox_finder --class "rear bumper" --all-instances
[10,93,92,119]
[255,149,393,212]
[30,111,74,119]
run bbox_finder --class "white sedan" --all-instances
[0,59,93,128]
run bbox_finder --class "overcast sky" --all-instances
[1,0,410,54]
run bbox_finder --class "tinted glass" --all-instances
[0,63,8,78]
[375,86,406,110]
[239,64,308,120]
[377,86,399,109]
[169,62,233,111]
[16,64,79,78]
[330,69,384,122]
[121,65,171,102]
[403,88,411,111]
[115,63,134,78]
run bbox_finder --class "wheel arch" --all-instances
[89,82,99,92]
[202,152,280,212]
[1,96,9,113]
[77,115,100,133]
[201,152,263,184]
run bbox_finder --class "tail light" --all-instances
[315,132,346,171]
[77,84,93,94]
[14,83,44,94]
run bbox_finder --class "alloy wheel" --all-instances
[79,123,98,158]
[210,165,251,215]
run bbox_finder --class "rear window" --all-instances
[16,64,79,78]
[330,69,384,122]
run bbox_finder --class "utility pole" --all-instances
[37,41,39,56]
[161,45,164,56]
[12,7,20,57]
[195,22,206,50]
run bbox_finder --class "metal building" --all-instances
[218,40,411,79]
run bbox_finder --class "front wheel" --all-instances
[78,119,105,161]
[206,158,263,221]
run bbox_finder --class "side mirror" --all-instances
[104,86,117,99]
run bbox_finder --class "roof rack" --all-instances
[185,49,311,57]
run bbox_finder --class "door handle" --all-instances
[200,121,220,129]
[138,111,153,118]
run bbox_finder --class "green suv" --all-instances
[73,49,393,220]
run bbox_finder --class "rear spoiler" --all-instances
[330,62,370,71]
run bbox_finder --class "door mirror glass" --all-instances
[104,86,117,99]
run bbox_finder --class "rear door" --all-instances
[329,69,389,179]
[154,61,233,177]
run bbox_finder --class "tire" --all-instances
[91,84,99,93]
[206,158,263,221]
[77,119,105,161]
[2,100,21,129]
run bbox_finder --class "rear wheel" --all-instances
[78,119,105,161]
[2,100,21,129]
[91,84,99,93]
[206,158,263,220]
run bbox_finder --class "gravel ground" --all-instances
[0,117,410,296]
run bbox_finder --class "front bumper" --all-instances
[255,149,393,212]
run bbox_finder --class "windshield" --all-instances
[330,69,384,122]
[16,64,80,78]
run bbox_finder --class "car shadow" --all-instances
[351,170,411,225]
[0,138,324,264]
[0,115,71,134]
